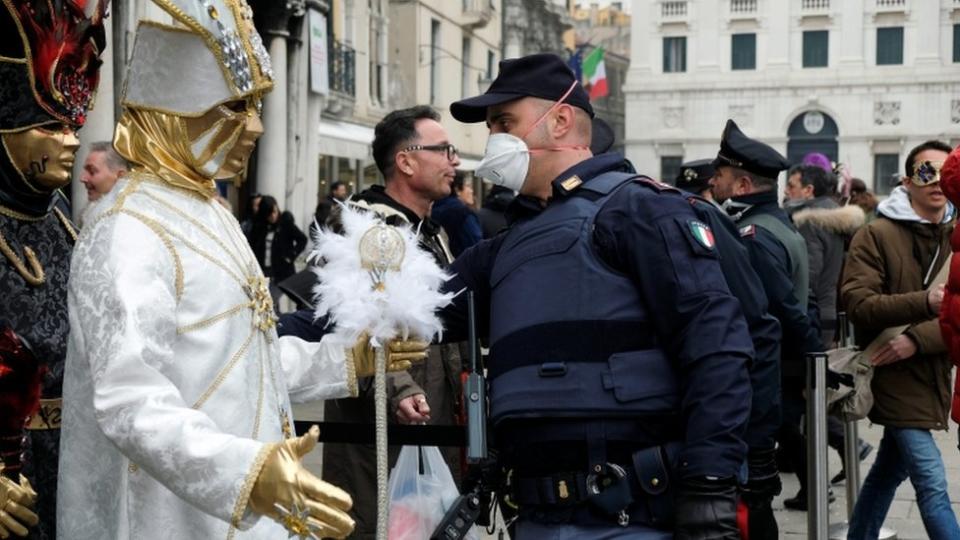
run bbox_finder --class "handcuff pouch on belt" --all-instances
[509,444,677,527]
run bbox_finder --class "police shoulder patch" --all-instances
[739,224,757,238]
[687,220,715,249]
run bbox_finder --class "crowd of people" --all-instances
[2,0,960,539]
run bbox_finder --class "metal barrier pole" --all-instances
[827,314,896,540]
[807,352,830,540]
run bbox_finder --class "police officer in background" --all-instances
[675,159,716,202]
[709,120,826,511]
[676,159,783,538]
[439,53,753,539]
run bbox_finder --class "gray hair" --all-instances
[89,141,131,172]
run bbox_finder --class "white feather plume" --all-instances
[311,202,454,346]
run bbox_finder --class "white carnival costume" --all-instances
[56,2,425,539]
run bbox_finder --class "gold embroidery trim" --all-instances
[118,209,185,302]
[0,204,43,221]
[177,302,250,334]
[344,345,359,398]
[140,190,247,274]
[0,230,44,286]
[192,328,256,409]
[53,208,78,243]
[251,341,265,439]
[230,442,277,529]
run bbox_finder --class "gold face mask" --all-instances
[114,99,262,198]
[2,126,80,192]
[181,101,262,182]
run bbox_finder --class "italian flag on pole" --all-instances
[582,47,608,99]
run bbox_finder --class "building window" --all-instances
[876,27,904,65]
[661,156,683,184]
[954,24,960,63]
[731,33,756,70]
[802,30,828,67]
[487,50,496,79]
[462,37,472,99]
[430,19,440,104]
[663,37,687,73]
[874,153,899,195]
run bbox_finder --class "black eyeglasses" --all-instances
[402,143,459,161]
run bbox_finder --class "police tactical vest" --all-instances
[740,212,810,313]
[486,172,680,429]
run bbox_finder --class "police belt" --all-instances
[26,398,62,430]
[510,444,677,526]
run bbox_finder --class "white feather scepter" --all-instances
[311,202,454,540]
[312,202,454,344]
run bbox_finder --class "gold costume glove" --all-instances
[249,426,355,539]
[348,332,429,378]
[0,469,38,539]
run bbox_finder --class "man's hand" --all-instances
[248,426,355,539]
[928,284,945,313]
[871,334,917,366]
[396,394,431,424]
[0,469,38,539]
[349,333,429,378]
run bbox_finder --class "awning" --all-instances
[317,120,375,161]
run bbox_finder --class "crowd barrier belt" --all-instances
[294,421,466,447]
[27,398,62,430]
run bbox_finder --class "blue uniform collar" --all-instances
[550,153,629,198]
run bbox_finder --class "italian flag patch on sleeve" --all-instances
[688,220,716,249]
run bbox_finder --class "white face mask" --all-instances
[474,80,586,192]
[475,133,530,191]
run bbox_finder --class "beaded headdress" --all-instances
[122,0,274,116]
[0,0,108,131]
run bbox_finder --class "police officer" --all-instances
[440,54,753,539]
[709,120,825,511]
[675,159,716,201]
[677,159,783,538]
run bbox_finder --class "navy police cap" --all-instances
[712,119,790,179]
[451,53,595,123]
[676,159,714,192]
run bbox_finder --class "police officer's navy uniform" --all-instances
[440,151,753,538]
[676,159,783,538]
[712,120,825,514]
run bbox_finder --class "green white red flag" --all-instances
[582,47,608,99]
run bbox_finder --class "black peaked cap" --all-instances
[676,159,715,192]
[712,119,790,179]
[451,53,594,123]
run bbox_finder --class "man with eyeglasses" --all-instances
[842,140,960,539]
[307,105,466,539]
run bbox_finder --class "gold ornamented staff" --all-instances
[358,222,405,540]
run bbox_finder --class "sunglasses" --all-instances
[402,143,459,161]
[910,161,943,186]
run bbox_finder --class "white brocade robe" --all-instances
[57,175,355,540]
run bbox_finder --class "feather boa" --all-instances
[311,203,454,346]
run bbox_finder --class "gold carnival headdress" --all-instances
[116,0,272,197]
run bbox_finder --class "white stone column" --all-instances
[72,22,116,221]
[766,0,790,71]
[837,0,864,68]
[913,0,940,68]
[695,0,720,72]
[256,33,289,203]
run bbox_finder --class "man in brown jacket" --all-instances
[841,140,959,539]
